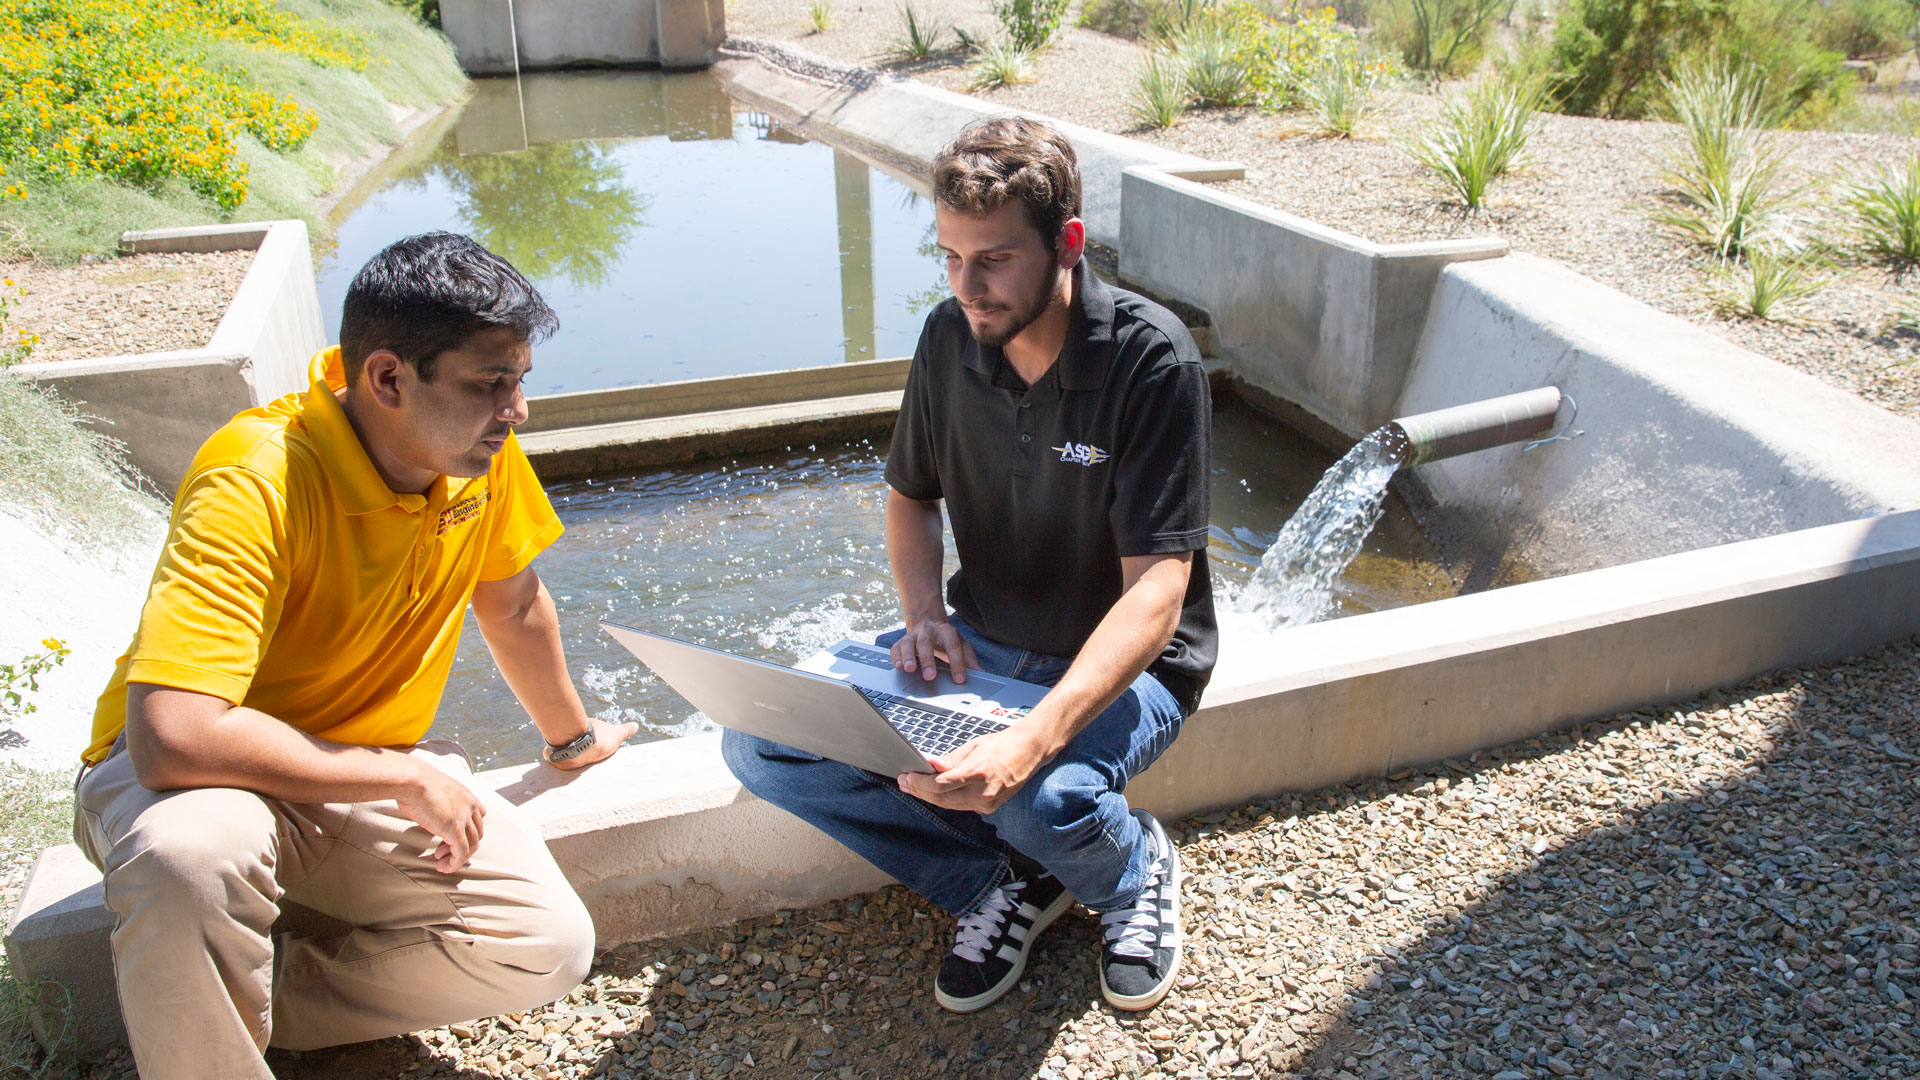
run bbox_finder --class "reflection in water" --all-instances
[320,70,943,394]
[430,141,649,291]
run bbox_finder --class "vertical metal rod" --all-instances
[506,0,529,151]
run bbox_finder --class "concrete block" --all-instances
[440,0,724,74]
[21,220,324,493]
[1119,167,1506,437]
[1398,253,1920,577]
[4,845,121,1060]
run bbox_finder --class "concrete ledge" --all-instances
[519,357,908,435]
[1397,252,1920,577]
[519,390,903,481]
[19,220,324,493]
[118,222,273,255]
[18,509,1920,1059]
[1119,166,1508,437]
[715,42,1243,248]
[441,0,725,73]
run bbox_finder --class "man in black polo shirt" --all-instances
[723,116,1214,1013]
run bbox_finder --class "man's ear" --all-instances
[1056,218,1086,269]
[360,349,409,411]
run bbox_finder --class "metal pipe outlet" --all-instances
[1384,386,1565,466]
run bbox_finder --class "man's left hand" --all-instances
[544,716,638,771]
[898,726,1053,813]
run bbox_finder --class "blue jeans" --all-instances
[721,617,1185,917]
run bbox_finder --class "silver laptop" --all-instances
[599,620,1051,776]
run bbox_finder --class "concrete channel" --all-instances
[13,43,1920,1058]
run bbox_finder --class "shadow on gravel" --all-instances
[1295,659,1920,1080]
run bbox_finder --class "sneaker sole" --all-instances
[934,886,1076,1014]
[1100,817,1182,1012]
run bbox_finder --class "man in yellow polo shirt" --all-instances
[76,232,636,1080]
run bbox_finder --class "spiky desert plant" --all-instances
[1712,242,1826,321]
[1849,153,1920,267]
[1170,17,1253,107]
[1651,58,1795,259]
[1300,53,1388,137]
[968,37,1038,89]
[1405,76,1545,208]
[806,0,831,33]
[1130,51,1189,129]
[892,2,945,59]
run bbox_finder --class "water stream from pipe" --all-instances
[1232,428,1404,630]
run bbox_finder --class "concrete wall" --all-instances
[716,43,1244,250]
[20,221,323,494]
[1396,253,1920,577]
[20,509,1920,1059]
[440,0,725,74]
[1119,167,1506,437]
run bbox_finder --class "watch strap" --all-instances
[546,727,597,764]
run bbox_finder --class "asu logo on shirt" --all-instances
[1053,442,1109,467]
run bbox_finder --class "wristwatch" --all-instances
[546,726,597,764]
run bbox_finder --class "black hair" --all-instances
[339,232,559,384]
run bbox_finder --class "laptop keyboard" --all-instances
[857,688,1006,758]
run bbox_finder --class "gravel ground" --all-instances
[727,0,1920,420]
[1,249,253,364]
[37,638,1874,1080]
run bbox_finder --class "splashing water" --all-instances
[1233,428,1404,629]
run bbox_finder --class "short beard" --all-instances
[967,274,1058,349]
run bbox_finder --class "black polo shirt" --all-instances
[884,265,1217,715]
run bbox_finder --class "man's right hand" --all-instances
[890,619,982,684]
[394,761,488,873]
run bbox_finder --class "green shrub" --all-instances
[1300,51,1391,135]
[808,0,832,32]
[993,0,1074,52]
[1815,0,1908,57]
[1078,0,1200,39]
[1174,16,1257,105]
[1548,0,1850,125]
[1376,0,1503,75]
[379,0,440,26]
[1130,51,1191,127]
[1650,59,1795,258]
[1224,0,1370,111]
[969,38,1041,87]
[1849,152,1920,265]
[893,1,946,58]
[1405,76,1545,208]
[1711,242,1826,320]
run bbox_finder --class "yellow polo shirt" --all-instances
[84,346,564,764]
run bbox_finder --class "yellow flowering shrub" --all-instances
[0,0,368,210]
[1220,0,1405,111]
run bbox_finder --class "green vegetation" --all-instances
[1,638,67,733]
[1405,76,1545,208]
[1712,242,1826,320]
[993,0,1073,52]
[0,0,465,262]
[1376,0,1503,76]
[892,1,946,60]
[807,0,832,33]
[1546,0,1850,126]
[1172,16,1256,105]
[1300,51,1388,135]
[0,764,84,1079]
[1130,52,1190,128]
[968,38,1041,88]
[1848,152,1920,265]
[1650,59,1794,259]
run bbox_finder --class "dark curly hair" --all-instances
[339,231,558,385]
[930,117,1082,247]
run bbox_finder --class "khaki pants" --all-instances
[74,741,596,1080]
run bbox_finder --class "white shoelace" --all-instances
[952,879,1028,963]
[1100,889,1161,959]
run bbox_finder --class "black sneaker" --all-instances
[1098,809,1182,1010]
[934,866,1073,1013]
